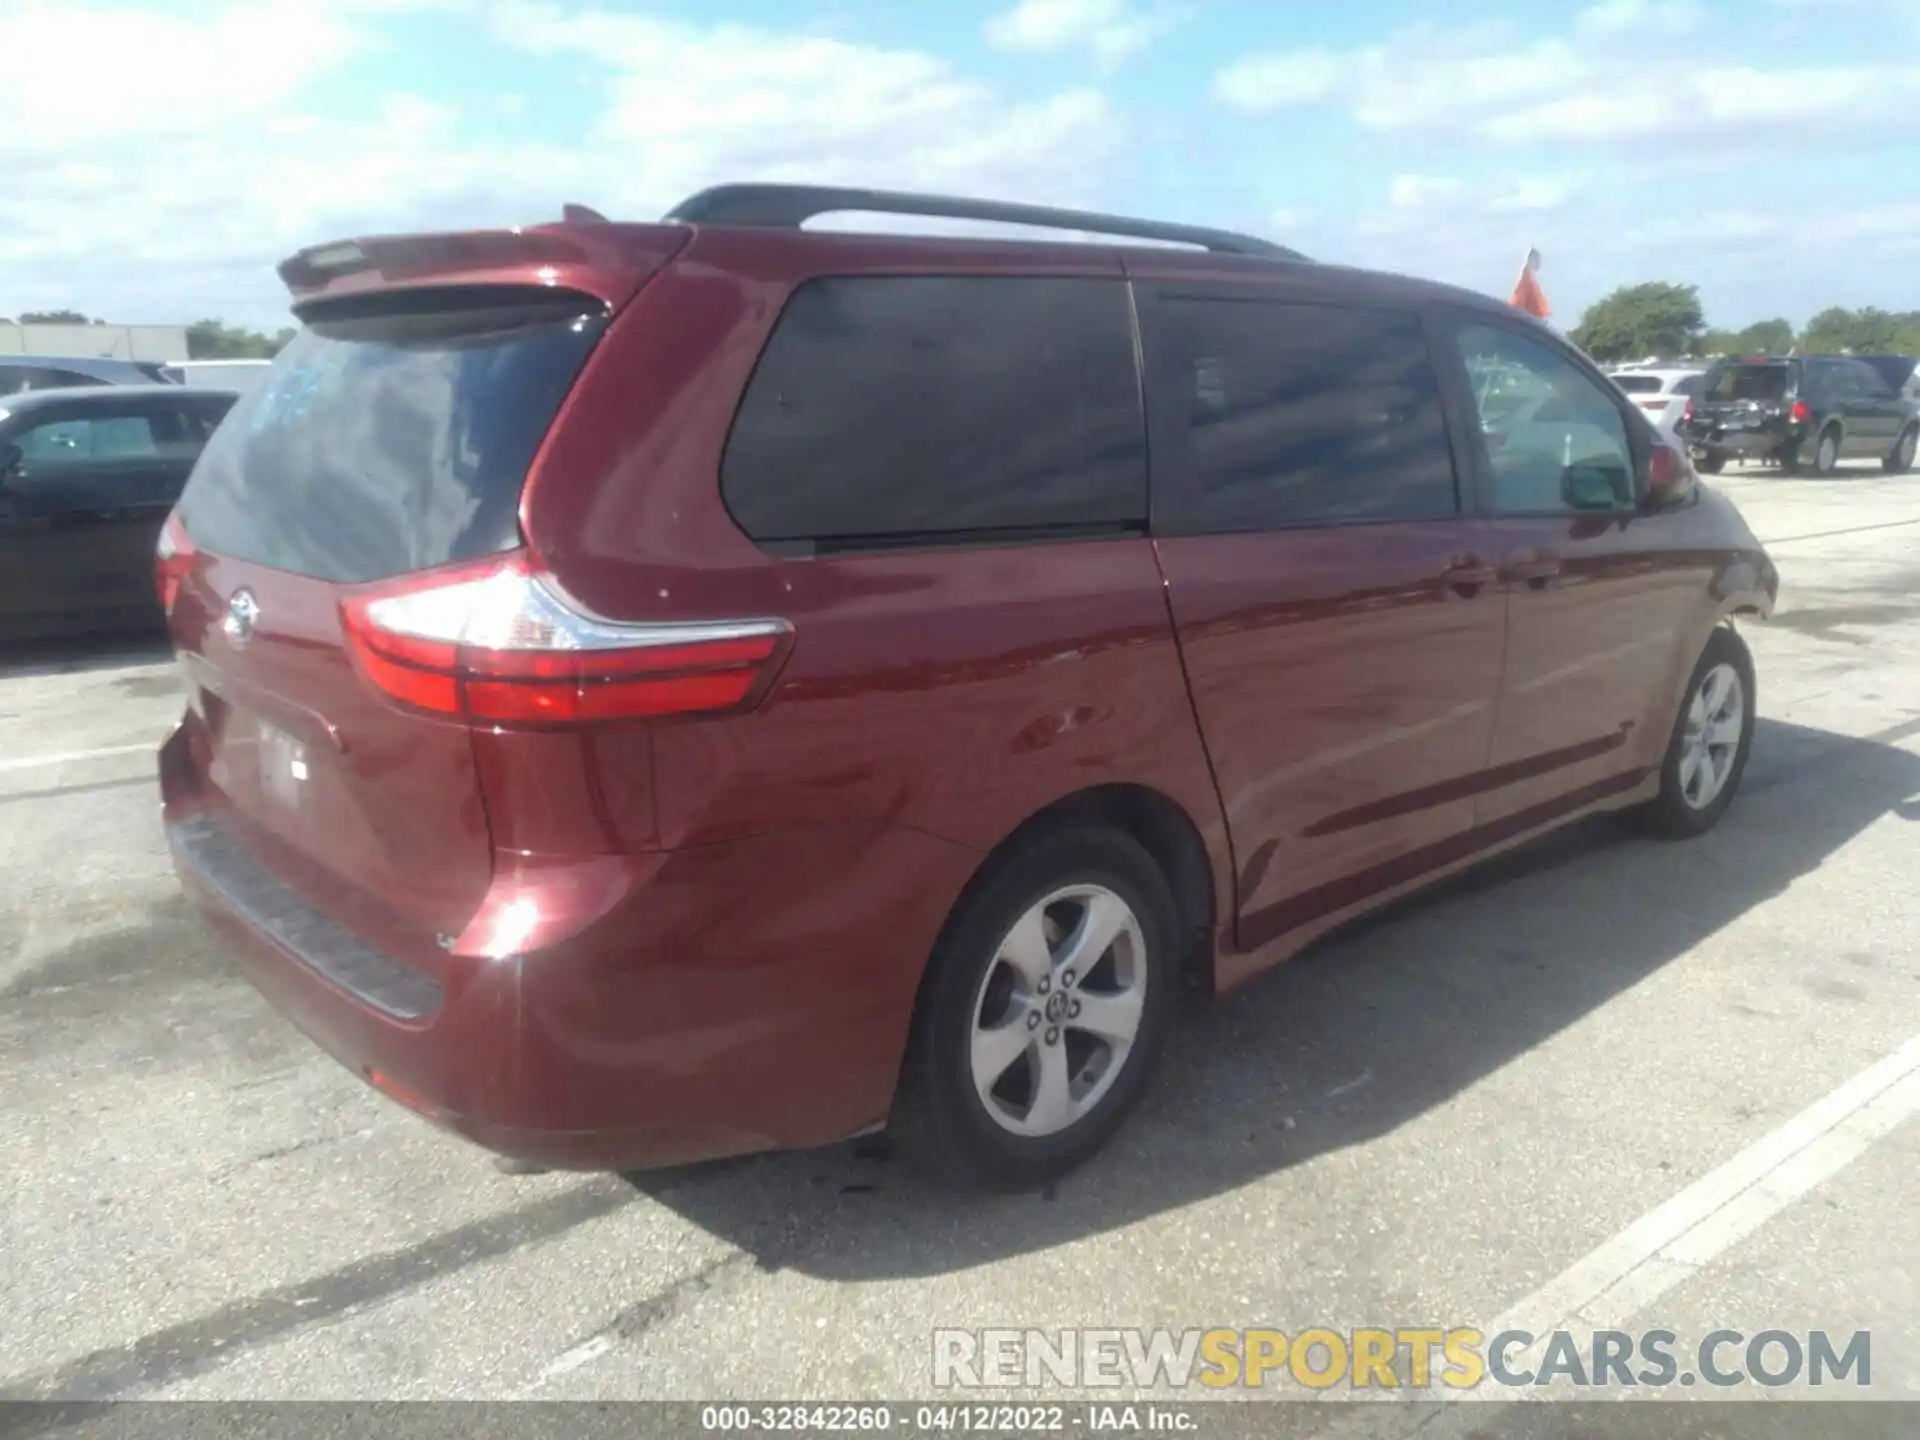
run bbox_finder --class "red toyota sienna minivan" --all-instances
[159,185,1778,1190]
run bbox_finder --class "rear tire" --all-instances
[1811,426,1842,476]
[1633,628,1756,840]
[1694,450,1726,475]
[1885,424,1918,475]
[894,826,1178,1191]
[1774,444,1800,475]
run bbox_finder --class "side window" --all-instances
[13,413,160,464]
[1847,360,1892,399]
[722,277,1144,546]
[147,406,213,459]
[1162,300,1458,531]
[1452,322,1634,514]
[48,369,105,390]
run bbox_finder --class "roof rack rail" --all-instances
[663,184,1306,261]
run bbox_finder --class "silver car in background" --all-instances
[1611,365,1706,441]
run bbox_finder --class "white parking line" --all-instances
[0,741,157,774]
[1450,1031,1920,1402]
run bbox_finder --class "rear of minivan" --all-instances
[158,216,1222,1171]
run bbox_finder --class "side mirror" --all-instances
[1561,460,1630,511]
[1644,443,1696,510]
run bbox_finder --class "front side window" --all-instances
[722,276,1145,547]
[1158,299,1458,532]
[1453,322,1634,515]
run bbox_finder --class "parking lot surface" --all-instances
[3,463,1917,1420]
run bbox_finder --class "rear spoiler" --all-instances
[278,210,690,310]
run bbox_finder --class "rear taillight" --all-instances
[1682,398,1694,425]
[1790,400,1812,424]
[338,552,792,727]
[155,512,194,615]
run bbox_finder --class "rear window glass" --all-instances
[1702,364,1789,402]
[722,277,1145,548]
[178,290,606,583]
[1612,375,1662,394]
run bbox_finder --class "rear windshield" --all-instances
[1702,363,1789,402]
[178,289,607,584]
[1612,375,1663,394]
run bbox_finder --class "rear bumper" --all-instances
[1680,419,1804,459]
[160,723,979,1171]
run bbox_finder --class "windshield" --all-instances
[1612,376,1663,394]
[178,290,607,584]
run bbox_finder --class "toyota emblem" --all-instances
[223,588,261,646]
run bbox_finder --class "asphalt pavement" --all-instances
[2,460,1916,1424]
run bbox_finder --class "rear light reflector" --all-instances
[155,511,194,615]
[1790,400,1812,424]
[339,552,792,727]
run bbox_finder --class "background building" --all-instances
[0,322,189,363]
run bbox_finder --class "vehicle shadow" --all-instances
[623,716,1920,1278]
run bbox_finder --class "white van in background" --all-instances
[161,359,273,395]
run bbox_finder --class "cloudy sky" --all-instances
[3,0,1916,332]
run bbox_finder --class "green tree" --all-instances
[1800,306,1920,355]
[1697,328,1738,357]
[19,309,94,325]
[1731,318,1795,355]
[1570,282,1706,362]
[185,318,291,360]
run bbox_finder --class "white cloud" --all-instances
[1213,48,1348,109]
[984,0,1178,66]
[0,0,1122,326]
[1388,174,1465,209]
[489,2,1119,210]
[1214,15,1920,148]
[1575,0,1705,37]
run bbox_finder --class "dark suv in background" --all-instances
[159,185,1777,1190]
[1679,354,1919,476]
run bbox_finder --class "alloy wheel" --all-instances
[1679,662,1744,810]
[968,885,1148,1138]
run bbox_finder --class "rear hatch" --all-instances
[165,283,621,967]
[1691,360,1793,432]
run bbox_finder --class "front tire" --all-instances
[1635,628,1756,840]
[1885,424,1918,475]
[894,826,1178,1191]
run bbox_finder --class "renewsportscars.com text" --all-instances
[932,1327,1872,1391]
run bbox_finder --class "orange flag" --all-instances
[1510,247,1550,319]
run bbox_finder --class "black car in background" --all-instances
[0,384,237,642]
[1678,354,1919,476]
